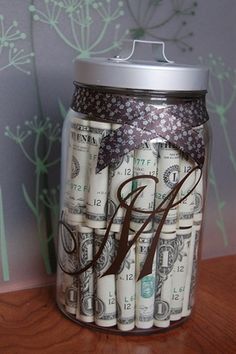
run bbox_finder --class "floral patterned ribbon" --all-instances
[71,84,209,172]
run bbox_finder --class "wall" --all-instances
[0,0,235,293]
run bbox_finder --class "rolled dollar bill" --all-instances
[64,115,90,224]
[170,227,192,321]
[130,140,158,232]
[135,232,156,329]
[76,225,94,323]
[155,142,180,232]
[58,216,80,315]
[107,124,134,232]
[56,208,67,306]
[86,120,111,228]
[193,169,203,225]
[116,233,136,331]
[178,154,196,227]
[154,232,177,328]
[94,228,116,327]
[182,224,201,316]
[57,208,70,306]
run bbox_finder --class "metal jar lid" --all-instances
[74,40,208,92]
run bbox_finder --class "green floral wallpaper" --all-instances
[0,0,235,292]
[29,0,127,58]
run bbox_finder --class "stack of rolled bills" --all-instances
[57,116,203,331]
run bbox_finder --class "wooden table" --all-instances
[0,256,235,354]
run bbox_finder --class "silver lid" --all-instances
[74,41,208,92]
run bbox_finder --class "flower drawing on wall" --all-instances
[0,14,34,74]
[200,54,236,173]
[5,117,61,274]
[126,0,198,52]
[200,54,236,246]
[29,0,128,58]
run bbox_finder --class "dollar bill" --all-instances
[170,227,192,321]
[155,142,180,232]
[182,224,201,316]
[56,209,68,307]
[116,232,136,331]
[64,115,90,224]
[193,169,203,225]
[130,140,158,232]
[76,225,94,323]
[57,213,80,315]
[86,120,111,228]
[107,124,134,232]
[184,224,201,315]
[135,232,156,329]
[178,153,195,227]
[94,228,117,327]
[154,232,178,328]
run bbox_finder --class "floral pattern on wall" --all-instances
[29,0,127,58]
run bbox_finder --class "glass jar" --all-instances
[56,41,210,334]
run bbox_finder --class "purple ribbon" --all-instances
[71,84,209,172]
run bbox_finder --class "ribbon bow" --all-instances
[71,84,209,172]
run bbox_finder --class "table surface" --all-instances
[0,255,235,354]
